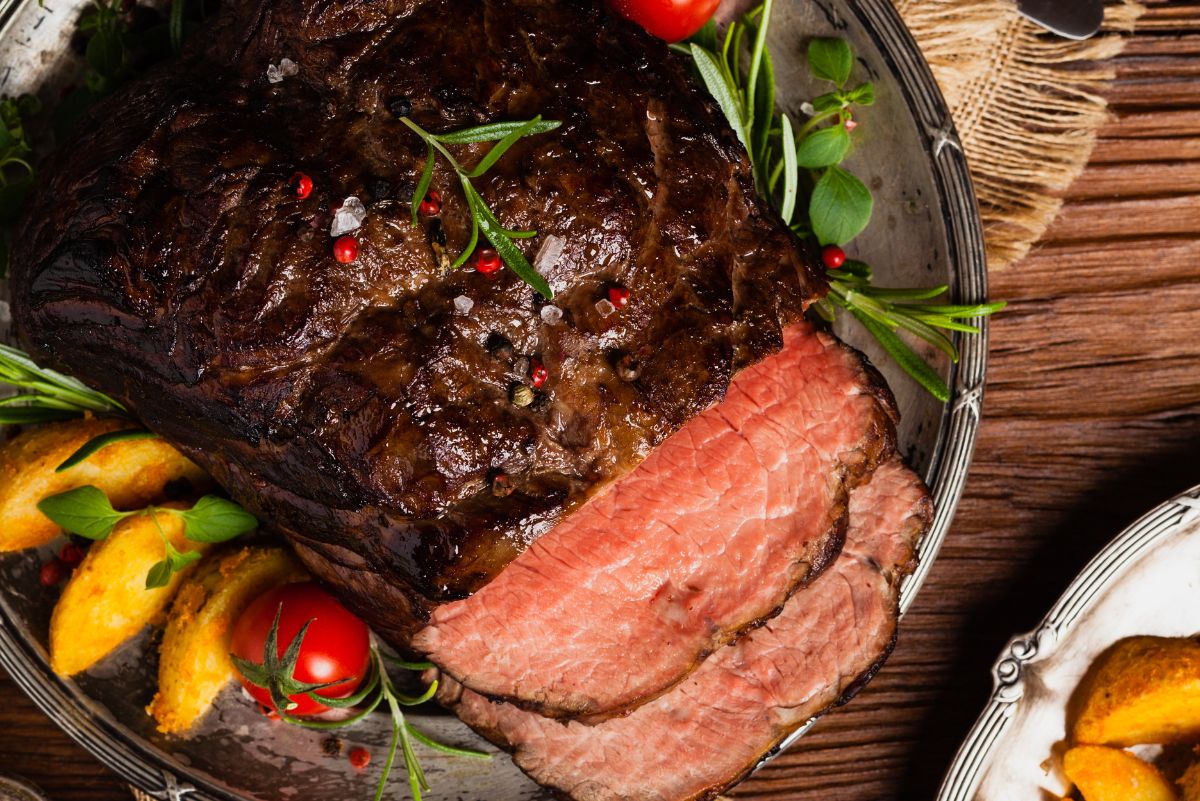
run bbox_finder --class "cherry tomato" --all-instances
[231,582,371,716]
[609,0,720,43]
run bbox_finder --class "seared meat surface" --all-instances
[11,0,824,641]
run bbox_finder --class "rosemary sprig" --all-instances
[399,116,560,299]
[0,343,129,424]
[233,619,490,801]
[684,5,1005,402]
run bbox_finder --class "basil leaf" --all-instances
[794,125,851,169]
[145,558,174,589]
[176,496,258,543]
[810,166,873,245]
[807,38,854,87]
[56,428,160,473]
[435,120,561,145]
[848,82,875,106]
[690,44,749,152]
[812,92,844,115]
[37,485,132,540]
[165,540,202,571]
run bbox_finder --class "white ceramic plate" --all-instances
[936,486,1200,801]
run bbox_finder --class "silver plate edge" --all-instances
[0,0,989,795]
[933,487,1200,801]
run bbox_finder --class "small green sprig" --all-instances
[232,616,489,801]
[36,486,257,588]
[0,344,130,425]
[683,5,1004,401]
[400,116,561,299]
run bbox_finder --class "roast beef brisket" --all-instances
[414,322,897,718]
[11,0,825,644]
[439,457,932,801]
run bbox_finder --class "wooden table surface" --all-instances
[2,1,1198,799]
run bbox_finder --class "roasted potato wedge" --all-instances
[0,418,210,551]
[1072,636,1200,747]
[148,547,307,734]
[1064,746,1179,801]
[1180,761,1200,801]
[49,507,211,676]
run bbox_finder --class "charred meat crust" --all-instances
[11,0,825,641]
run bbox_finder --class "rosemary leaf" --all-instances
[435,120,561,145]
[779,113,798,224]
[465,116,557,178]
[849,308,950,402]
[410,141,435,228]
[56,428,159,472]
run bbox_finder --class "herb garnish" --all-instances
[36,485,257,588]
[682,4,1005,402]
[399,116,561,299]
[233,614,489,801]
[0,344,129,424]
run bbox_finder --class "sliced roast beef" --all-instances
[440,457,932,801]
[414,322,896,718]
[10,0,825,644]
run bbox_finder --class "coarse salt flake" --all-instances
[331,196,367,237]
[540,305,563,325]
[595,299,616,318]
[453,295,475,314]
[267,58,299,84]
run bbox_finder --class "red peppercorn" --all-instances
[39,558,67,587]
[475,248,502,276]
[333,236,359,263]
[289,172,314,200]
[58,543,85,567]
[348,747,371,769]
[530,359,548,389]
[419,191,442,216]
[607,286,631,310]
[822,245,846,269]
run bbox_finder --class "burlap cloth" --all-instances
[895,0,1143,269]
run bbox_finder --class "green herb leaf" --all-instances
[168,0,185,53]
[435,119,561,145]
[811,92,845,114]
[779,114,798,224]
[847,82,875,106]
[807,38,854,87]
[794,125,851,169]
[86,29,124,78]
[56,428,160,473]
[810,166,872,245]
[466,116,549,179]
[848,307,950,402]
[36,485,133,540]
[0,343,128,418]
[690,44,749,152]
[410,141,435,228]
[145,538,202,589]
[0,406,79,425]
[144,558,174,589]
[462,180,553,299]
[175,495,258,543]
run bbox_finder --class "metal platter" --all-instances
[0,0,989,798]
[936,485,1200,801]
